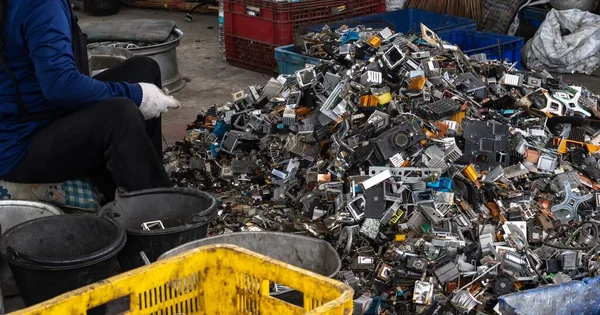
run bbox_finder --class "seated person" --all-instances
[0,0,180,202]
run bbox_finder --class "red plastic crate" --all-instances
[224,0,384,73]
[224,0,350,46]
[225,35,277,74]
[345,0,386,18]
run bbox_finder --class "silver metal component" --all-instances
[339,44,352,55]
[503,73,524,87]
[552,272,572,284]
[435,262,460,284]
[361,71,383,85]
[553,86,591,117]
[413,281,434,305]
[562,251,578,271]
[248,85,260,100]
[287,91,302,108]
[282,108,296,126]
[296,68,317,88]
[319,80,347,123]
[419,204,444,224]
[405,58,421,70]
[469,53,487,62]
[502,251,528,276]
[422,59,441,77]
[399,211,425,231]
[347,195,366,221]
[382,45,405,69]
[551,181,593,223]
[354,293,373,314]
[444,143,463,163]
[537,153,558,171]
[360,218,381,240]
[504,163,529,179]
[451,290,482,313]
[232,90,245,102]
[540,90,565,116]
[412,51,431,59]
[369,167,442,182]
[379,27,394,39]
[527,76,543,87]
[367,111,390,133]
[485,165,504,182]
[141,220,165,230]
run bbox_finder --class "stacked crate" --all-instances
[224,0,385,73]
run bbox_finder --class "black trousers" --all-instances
[2,56,172,202]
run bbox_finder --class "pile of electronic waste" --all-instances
[163,24,600,314]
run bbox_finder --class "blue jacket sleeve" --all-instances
[22,0,142,108]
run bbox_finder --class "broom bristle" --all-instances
[407,0,482,26]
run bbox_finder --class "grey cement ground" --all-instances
[80,7,600,146]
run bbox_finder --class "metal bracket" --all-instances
[368,167,442,183]
[553,87,591,117]
[141,220,165,230]
[551,181,593,223]
[540,90,565,116]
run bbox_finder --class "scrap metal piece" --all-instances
[382,45,405,69]
[421,23,442,46]
[551,181,593,223]
[141,220,165,230]
[553,86,591,117]
[435,262,460,284]
[413,281,434,305]
[360,218,381,240]
[417,98,462,120]
[463,120,511,170]
[451,290,482,313]
[369,167,442,182]
[361,71,383,85]
[399,211,425,231]
[540,90,565,116]
[347,195,366,221]
[503,73,524,87]
[296,67,317,88]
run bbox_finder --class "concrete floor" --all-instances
[79,7,600,145]
[79,7,267,144]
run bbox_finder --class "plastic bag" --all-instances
[522,9,600,75]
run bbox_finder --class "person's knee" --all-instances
[106,98,144,122]
[129,56,161,80]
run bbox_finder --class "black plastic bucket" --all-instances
[99,188,218,270]
[0,214,126,307]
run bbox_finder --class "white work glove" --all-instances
[138,83,181,120]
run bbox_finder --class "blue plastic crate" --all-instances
[304,8,477,34]
[438,29,525,67]
[275,44,323,74]
[518,6,550,41]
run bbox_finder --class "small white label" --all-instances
[389,154,405,167]
[271,169,287,179]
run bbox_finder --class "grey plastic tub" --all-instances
[0,201,63,296]
[158,232,341,305]
[158,232,341,277]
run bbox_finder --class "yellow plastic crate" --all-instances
[11,244,354,315]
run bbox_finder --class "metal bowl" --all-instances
[88,46,135,76]
[128,28,186,93]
